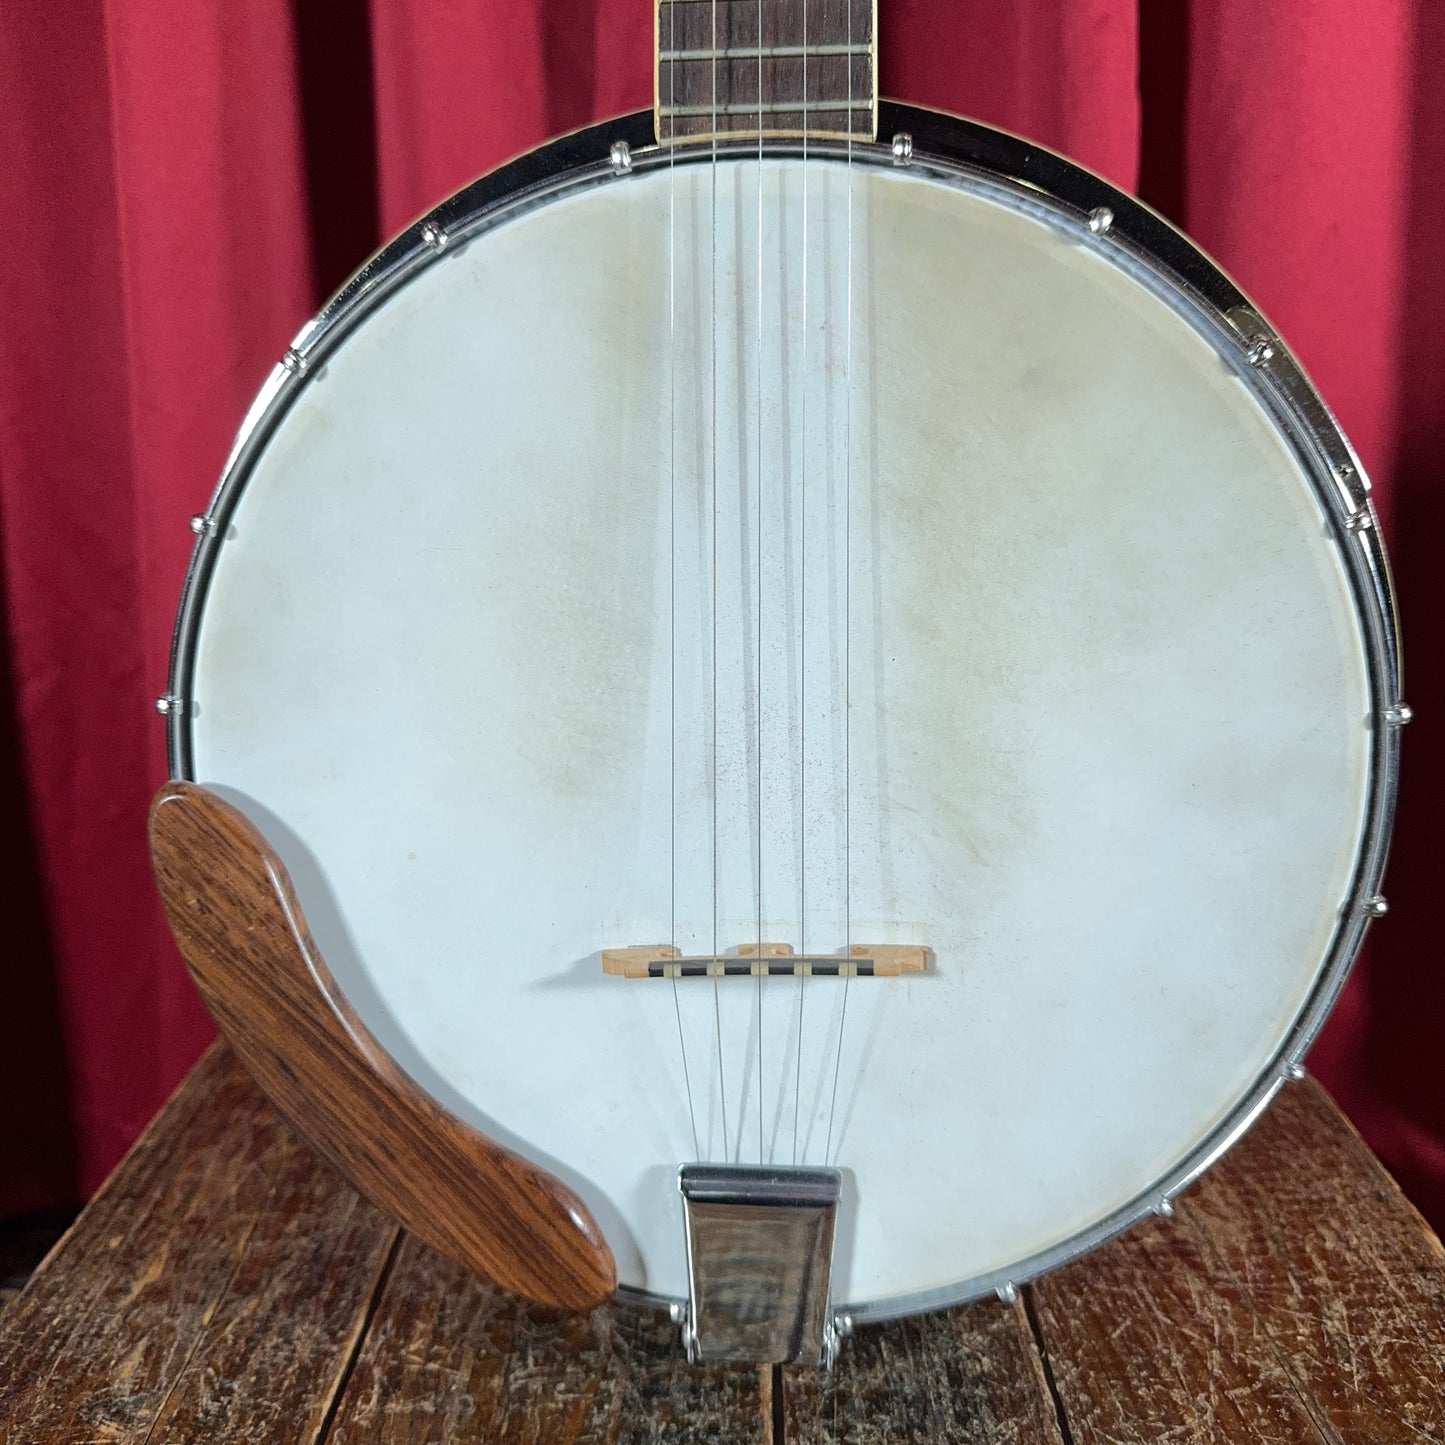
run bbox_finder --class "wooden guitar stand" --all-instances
[148,781,617,1312]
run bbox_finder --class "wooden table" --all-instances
[2,1043,1443,1442]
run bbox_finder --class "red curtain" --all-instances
[3,0,1442,1228]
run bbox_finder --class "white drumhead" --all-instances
[185,148,1376,1312]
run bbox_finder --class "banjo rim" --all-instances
[163,101,1404,1324]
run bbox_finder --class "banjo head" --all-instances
[166,105,1400,1321]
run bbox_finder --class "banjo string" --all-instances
[825,0,856,1169]
[756,0,766,1167]
[672,0,848,1169]
[709,0,730,1164]
[668,0,700,1162]
[793,0,811,1169]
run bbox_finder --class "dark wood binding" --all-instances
[656,0,877,143]
[148,780,617,1312]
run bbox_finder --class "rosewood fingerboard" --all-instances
[656,0,877,143]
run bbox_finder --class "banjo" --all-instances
[150,0,1403,1368]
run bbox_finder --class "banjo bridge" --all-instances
[602,942,929,979]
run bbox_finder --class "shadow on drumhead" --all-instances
[200,782,646,1292]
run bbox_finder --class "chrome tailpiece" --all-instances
[677,1164,846,1367]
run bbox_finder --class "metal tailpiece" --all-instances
[678,1164,844,1366]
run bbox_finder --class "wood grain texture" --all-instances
[656,0,876,142]
[148,780,617,1312]
[0,1044,398,1445]
[782,1298,1066,1444]
[1027,1078,1445,1445]
[140,1144,397,1443]
[1,1047,1443,1441]
[1185,1078,1445,1443]
[1028,1210,1333,1443]
[325,1236,770,1444]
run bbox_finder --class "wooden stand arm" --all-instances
[148,781,617,1311]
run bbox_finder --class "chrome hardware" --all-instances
[609,140,634,175]
[155,694,184,716]
[1245,336,1275,367]
[1383,703,1413,726]
[1344,509,1374,533]
[1154,1195,1175,1218]
[1285,1061,1308,1082]
[281,347,308,376]
[189,513,217,536]
[996,1281,1018,1304]
[1362,894,1389,918]
[821,1312,854,1371]
[1087,206,1114,235]
[679,1164,842,1366]
[420,222,448,253]
[890,132,913,164]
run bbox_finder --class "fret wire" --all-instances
[661,100,871,117]
[661,44,868,59]
[655,0,876,144]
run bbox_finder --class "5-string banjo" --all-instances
[151,0,1402,1367]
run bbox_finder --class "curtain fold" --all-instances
[1175,0,1410,490]
[2,0,1441,1227]
[0,0,312,1209]
[880,0,1141,190]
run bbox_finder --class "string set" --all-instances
[661,0,858,1173]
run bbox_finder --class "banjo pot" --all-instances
[153,5,1402,1370]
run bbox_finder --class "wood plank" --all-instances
[1185,1078,1445,1443]
[1025,1079,1445,1444]
[142,1162,397,1441]
[0,1043,245,1432]
[0,1045,396,1445]
[1027,1211,1331,1443]
[326,1234,771,1444]
[782,1296,1066,1444]
[6,1025,1442,1442]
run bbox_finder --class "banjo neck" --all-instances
[655,0,878,144]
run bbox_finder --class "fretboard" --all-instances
[655,0,877,144]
